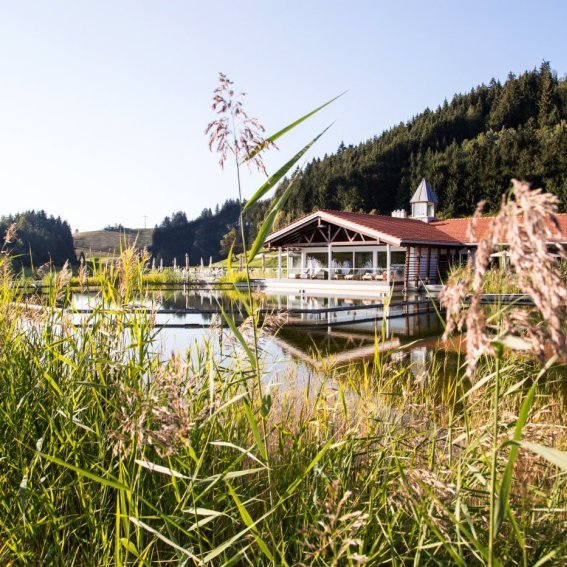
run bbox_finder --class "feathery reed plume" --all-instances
[440,179,567,375]
[78,257,87,292]
[300,479,368,566]
[111,354,212,457]
[35,262,51,281]
[52,261,72,300]
[3,223,16,245]
[205,72,276,175]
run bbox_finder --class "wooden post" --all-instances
[261,253,265,272]
[386,244,391,285]
[426,247,432,283]
[277,247,282,279]
[416,247,421,287]
[352,251,356,278]
[327,243,332,280]
[185,253,189,270]
[404,247,410,290]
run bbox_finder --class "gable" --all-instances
[266,214,382,247]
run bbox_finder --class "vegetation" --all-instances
[150,201,246,264]
[74,228,153,261]
[2,74,567,565]
[0,210,76,268]
[151,63,567,262]
[1,243,567,565]
[264,62,567,225]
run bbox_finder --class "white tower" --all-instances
[410,178,438,223]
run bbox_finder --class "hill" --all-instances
[74,228,153,259]
[152,63,567,261]
[251,62,567,230]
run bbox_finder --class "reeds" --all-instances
[0,244,566,565]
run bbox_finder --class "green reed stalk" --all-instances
[488,351,501,566]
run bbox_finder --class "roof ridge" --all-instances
[324,210,424,222]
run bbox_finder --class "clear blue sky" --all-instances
[1,0,566,231]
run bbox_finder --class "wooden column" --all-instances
[327,243,332,281]
[386,244,391,285]
[415,247,421,287]
[277,247,282,279]
[404,247,410,290]
[426,247,432,283]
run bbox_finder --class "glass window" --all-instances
[290,254,302,268]
[355,251,373,273]
[412,202,427,217]
[331,252,353,276]
[377,251,405,268]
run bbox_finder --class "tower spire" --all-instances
[410,178,437,222]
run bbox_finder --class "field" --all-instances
[73,228,153,259]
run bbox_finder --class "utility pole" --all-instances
[143,215,148,229]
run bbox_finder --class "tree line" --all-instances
[0,210,76,268]
[260,61,567,224]
[5,64,566,266]
[150,199,247,263]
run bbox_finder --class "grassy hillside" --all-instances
[73,228,153,259]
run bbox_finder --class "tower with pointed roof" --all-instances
[410,178,438,223]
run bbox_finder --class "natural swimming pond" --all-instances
[69,286,453,379]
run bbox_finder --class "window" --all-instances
[412,202,427,217]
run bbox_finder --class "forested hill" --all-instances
[260,62,567,227]
[153,63,567,262]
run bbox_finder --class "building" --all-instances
[264,178,567,294]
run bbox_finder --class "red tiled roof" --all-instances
[432,213,567,244]
[267,209,567,247]
[320,210,461,244]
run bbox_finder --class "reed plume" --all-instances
[440,179,567,375]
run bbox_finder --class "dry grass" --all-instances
[73,228,153,260]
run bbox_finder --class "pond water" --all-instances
[71,286,453,381]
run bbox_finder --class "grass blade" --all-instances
[243,125,332,213]
[37,451,129,492]
[243,92,345,164]
[226,482,274,562]
[248,152,314,263]
[518,441,567,472]
[495,356,557,536]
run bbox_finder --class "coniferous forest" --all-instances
[0,210,76,267]
[153,63,567,260]
[151,199,243,263]
[266,62,567,224]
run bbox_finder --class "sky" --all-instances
[1,1,566,231]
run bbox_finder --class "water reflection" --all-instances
[70,287,450,375]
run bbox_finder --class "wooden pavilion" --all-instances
[264,179,567,293]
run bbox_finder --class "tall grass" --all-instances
[0,246,566,565]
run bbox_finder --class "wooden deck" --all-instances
[260,278,403,298]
